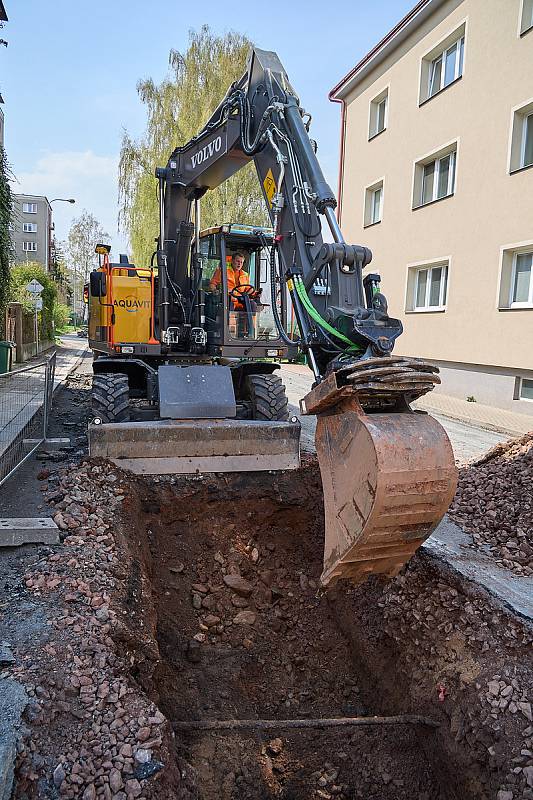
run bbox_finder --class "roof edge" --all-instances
[329,0,445,100]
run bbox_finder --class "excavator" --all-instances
[88,48,457,587]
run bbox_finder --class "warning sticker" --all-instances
[263,168,276,207]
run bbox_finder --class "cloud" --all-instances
[11,150,129,256]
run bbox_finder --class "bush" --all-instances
[53,302,71,333]
[10,263,57,341]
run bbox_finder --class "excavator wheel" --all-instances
[244,373,289,422]
[92,373,131,424]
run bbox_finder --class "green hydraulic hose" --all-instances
[294,276,361,353]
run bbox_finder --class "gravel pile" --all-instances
[448,433,533,576]
[7,460,174,800]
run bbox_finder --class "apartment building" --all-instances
[11,194,53,270]
[330,0,533,416]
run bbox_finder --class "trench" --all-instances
[118,461,492,800]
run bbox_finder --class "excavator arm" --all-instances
[154,47,457,587]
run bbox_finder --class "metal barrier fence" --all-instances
[0,352,56,487]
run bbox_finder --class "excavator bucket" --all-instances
[88,418,301,475]
[301,357,458,587]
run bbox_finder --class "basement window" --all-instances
[369,89,388,139]
[406,261,448,312]
[518,378,533,401]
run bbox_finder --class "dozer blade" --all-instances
[88,418,300,475]
[301,360,457,588]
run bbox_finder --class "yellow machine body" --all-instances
[89,267,154,350]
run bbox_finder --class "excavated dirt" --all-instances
[449,433,533,576]
[118,462,450,800]
[112,462,531,800]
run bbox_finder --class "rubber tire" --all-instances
[92,373,130,423]
[244,373,289,421]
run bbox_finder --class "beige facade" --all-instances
[332,0,533,415]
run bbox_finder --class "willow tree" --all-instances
[119,26,267,267]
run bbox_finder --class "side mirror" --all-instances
[90,271,107,297]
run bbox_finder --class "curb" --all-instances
[414,402,532,438]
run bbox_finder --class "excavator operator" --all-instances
[209,251,259,309]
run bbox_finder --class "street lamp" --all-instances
[50,198,76,204]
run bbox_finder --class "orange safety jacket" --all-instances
[209,265,250,293]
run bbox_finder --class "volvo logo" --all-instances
[191,136,223,169]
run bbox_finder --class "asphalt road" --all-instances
[280,364,508,464]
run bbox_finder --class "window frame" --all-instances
[509,251,533,308]
[371,186,382,225]
[520,0,533,35]
[22,241,38,252]
[518,377,533,402]
[416,149,456,208]
[428,36,464,99]
[413,263,448,311]
[520,111,533,169]
[368,87,389,140]
[419,21,467,105]
[22,202,37,214]
[22,222,37,233]
[363,178,384,228]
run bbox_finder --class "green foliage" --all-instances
[119,26,267,266]
[53,302,71,332]
[0,147,13,335]
[10,263,57,340]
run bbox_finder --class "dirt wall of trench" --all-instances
[111,460,532,800]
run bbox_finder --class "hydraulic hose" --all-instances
[294,276,361,353]
[270,242,302,347]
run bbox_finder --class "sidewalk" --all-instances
[50,334,89,391]
[0,336,88,467]
[414,392,532,437]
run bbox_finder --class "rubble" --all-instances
[449,433,533,576]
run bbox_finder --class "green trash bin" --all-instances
[0,341,15,374]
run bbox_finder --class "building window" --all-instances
[510,103,533,172]
[364,179,384,226]
[518,378,533,401]
[420,23,466,103]
[520,0,533,34]
[511,251,533,307]
[369,89,388,139]
[22,202,37,213]
[499,245,533,309]
[22,241,38,252]
[413,145,457,208]
[22,222,37,233]
[406,261,448,312]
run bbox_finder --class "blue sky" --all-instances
[3,0,413,256]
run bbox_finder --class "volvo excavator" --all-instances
[88,48,457,587]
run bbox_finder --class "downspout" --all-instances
[329,94,346,228]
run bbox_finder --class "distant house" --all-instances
[11,194,53,271]
[330,0,533,416]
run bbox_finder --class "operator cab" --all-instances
[198,223,292,357]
